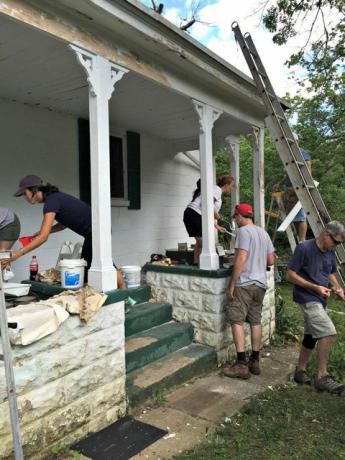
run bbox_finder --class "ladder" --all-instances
[0,254,24,460]
[266,191,298,253]
[232,22,345,285]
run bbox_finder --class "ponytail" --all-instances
[192,178,201,201]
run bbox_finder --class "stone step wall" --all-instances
[0,301,125,459]
[146,269,275,363]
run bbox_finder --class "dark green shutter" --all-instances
[127,131,141,209]
[78,118,91,205]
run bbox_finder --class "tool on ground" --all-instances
[232,22,345,288]
[0,251,24,459]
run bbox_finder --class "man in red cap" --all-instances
[223,203,276,379]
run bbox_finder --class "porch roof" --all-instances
[0,12,252,148]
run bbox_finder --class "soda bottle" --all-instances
[29,256,38,281]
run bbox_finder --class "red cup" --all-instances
[19,235,35,247]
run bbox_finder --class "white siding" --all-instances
[0,99,79,281]
[0,99,199,281]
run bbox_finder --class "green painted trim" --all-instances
[125,322,193,373]
[144,263,232,278]
[125,302,172,337]
[26,281,151,304]
[127,131,141,210]
[78,118,91,205]
[127,343,217,408]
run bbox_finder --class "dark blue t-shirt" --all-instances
[287,239,336,305]
[43,192,91,237]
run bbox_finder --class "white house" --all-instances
[0,1,274,457]
[0,0,268,287]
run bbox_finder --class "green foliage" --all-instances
[263,1,345,95]
[263,3,345,206]
[271,285,303,346]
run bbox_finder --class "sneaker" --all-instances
[248,358,261,375]
[293,368,311,385]
[313,375,345,395]
[223,361,250,380]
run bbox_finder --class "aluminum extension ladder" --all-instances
[0,254,24,459]
[232,22,345,286]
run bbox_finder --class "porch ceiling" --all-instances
[0,14,251,145]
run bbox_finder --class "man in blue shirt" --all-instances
[287,221,345,394]
[274,132,312,242]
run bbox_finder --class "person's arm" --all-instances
[286,268,331,298]
[50,222,66,233]
[227,249,248,299]
[329,273,345,300]
[10,212,56,262]
[267,253,276,266]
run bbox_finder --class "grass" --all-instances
[175,283,345,460]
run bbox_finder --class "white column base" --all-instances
[88,266,117,292]
[200,252,219,270]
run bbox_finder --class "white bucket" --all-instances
[121,265,141,288]
[59,259,87,289]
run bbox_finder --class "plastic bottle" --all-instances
[29,256,38,281]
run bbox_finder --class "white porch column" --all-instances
[70,45,129,291]
[225,135,240,214]
[193,100,222,270]
[250,127,265,228]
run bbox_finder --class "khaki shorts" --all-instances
[299,301,336,339]
[227,284,266,325]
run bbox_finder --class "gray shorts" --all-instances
[298,301,336,339]
[0,214,20,242]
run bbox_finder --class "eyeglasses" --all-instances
[328,233,343,245]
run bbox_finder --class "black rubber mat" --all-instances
[72,416,168,460]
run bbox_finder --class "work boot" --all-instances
[313,375,345,395]
[248,358,261,375]
[293,368,311,385]
[223,361,250,380]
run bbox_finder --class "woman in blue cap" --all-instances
[10,174,125,289]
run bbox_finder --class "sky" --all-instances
[138,0,329,97]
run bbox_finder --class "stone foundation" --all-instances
[146,267,275,363]
[0,301,125,459]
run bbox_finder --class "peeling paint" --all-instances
[0,0,170,86]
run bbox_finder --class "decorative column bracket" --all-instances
[193,100,222,134]
[70,45,128,99]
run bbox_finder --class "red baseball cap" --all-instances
[232,203,253,218]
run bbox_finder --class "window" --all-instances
[78,119,141,209]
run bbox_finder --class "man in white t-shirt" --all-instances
[223,203,275,379]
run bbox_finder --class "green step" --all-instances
[125,321,194,373]
[26,281,151,304]
[126,343,217,408]
[125,302,172,337]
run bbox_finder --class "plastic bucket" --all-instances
[59,259,87,289]
[121,265,141,288]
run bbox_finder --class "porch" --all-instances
[0,1,272,457]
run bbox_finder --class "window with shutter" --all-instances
[78,119,141,209]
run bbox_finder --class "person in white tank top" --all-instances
[183,175,234,265]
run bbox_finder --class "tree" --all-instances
[262,0,345,94]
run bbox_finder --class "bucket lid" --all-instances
[58,258,87,268]
[121,265,141,271]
